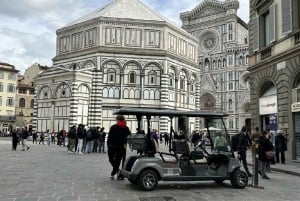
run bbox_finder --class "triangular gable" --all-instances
[65,0,173,27]
[188,0,238,19]
[200,73,216,92]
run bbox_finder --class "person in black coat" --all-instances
[275,129,287,164]
[107,115,131,179]
[12,128,18,150]
[259,130,274,179]
[237,126,252,177]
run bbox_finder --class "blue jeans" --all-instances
[86,140,94,153]
[99,140,105,152]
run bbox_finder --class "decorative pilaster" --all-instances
[160,74,169,108]
[69,72,79,126]
[88,69,103,127]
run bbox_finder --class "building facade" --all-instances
[34,0,200,134]
[180,0,251,134]
[0,62,18,135]
[15,63,47,131]
[249,0,300,161]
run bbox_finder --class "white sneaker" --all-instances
[68,151,74,154]
[79,152,83,155]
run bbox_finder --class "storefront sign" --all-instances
[292,102,300,112]
[259,96,277,115]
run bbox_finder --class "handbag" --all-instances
[265,150,274,160]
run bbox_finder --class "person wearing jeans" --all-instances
[76,124,86,154]
[259,131,274,179]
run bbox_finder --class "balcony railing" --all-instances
[261,47,272,60]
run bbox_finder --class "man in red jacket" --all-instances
[107,115,131,179]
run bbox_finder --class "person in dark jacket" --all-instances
[237,126,252,177]
[21,127,30,151]
[12,128,18,150]
[76,124,86,154]
[68,125,77,153]
[275,129,287,164]
[259,130,274,179]
[107,115,131,179]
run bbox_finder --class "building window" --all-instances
[239,56,243,65]
[297,88,300,102]
[107,69,116,83]
[145,30,160,47]
[19,98,25,108]
[6,97,14,107]
[7,84,15,93]
[30,99,34,108]
[148,71,156,85]
[228,56,234,66]
[129,72,136,84]
[125,28,141,46]
[19,89,27,94]
[229,119,233,129]
[0,82,3,92]
[0,96,2,106]
[71,32,83,50]
[229,99,232,110]
[263,12,270,46]
[105,27,122,45]
[223,58,227,68]
[245,55,249,65]
[8,73,16,80]
[84,28,96,47]
[0,72,3,79]
[228,82,234,90]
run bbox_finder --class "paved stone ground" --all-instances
[0,139,300,201]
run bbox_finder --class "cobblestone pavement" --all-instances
[0,138,300,201]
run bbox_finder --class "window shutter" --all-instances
[269,4,276,43]
[253,16,259,51]
[281,0,292,34]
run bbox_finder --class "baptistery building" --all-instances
[180,0,251,134]
[33,0,200,134]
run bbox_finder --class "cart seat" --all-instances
[173,139,207,164]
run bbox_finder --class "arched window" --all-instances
[223,58,227,68]
[148,71,156,85]
[218,60,221,68]
[245,55,249,65]
[129,72,136,84]
[229,99,232,110]
[107,68,116,83]
[19,98,25,108]
[239,56,243,65]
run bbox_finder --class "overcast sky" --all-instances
[0,0,249,73]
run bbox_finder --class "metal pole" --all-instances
[252,138,263,188]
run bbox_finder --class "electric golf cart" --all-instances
[116,107,248,191]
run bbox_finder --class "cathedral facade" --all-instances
[33,0,250,135]
[180,0,251,134]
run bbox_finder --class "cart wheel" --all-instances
[128,178,137,185]
[230,169,248,188]
[137,169,158,191]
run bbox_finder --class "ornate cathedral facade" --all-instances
[33,0,250,135]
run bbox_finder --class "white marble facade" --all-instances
[33,0,250,135]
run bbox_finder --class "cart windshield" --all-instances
[204,118,231,153]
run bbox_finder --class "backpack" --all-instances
[99,132,105,141]
[86,130,92,139]
[231,133,241,151]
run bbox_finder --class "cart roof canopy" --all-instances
[114,107,227,118]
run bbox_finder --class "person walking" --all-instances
[164,133,169,146]
[39,132,45,145]
[237,126,252,177]
[21,127,30,151]
[12,128,18,150]
[107,115,131,179]
[98,127,106,153]
[259,130,274,179]
[32,132,38,144]
[275,129,287,164]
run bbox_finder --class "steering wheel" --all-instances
[195,140,209,156]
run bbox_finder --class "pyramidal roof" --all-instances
[64,0,174,28]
